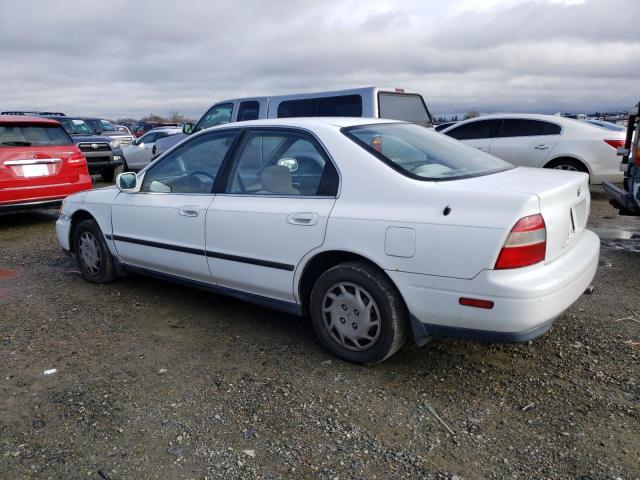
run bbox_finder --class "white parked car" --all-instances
[121,127,182,171]
[56,118,599,364]
[441,114,625,184]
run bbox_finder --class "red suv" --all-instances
[0,116,92,212]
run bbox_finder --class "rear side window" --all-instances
[0,123,73,147]
[237,101,260,121]
[378,93,432,126]
[277,95,363,118]
[444,119,499,140]
[497,119,562,137]
[226,129,338,196]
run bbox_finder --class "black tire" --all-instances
[101,164,123,182]
[545,158,588,174]
[309,261,408,365]
[73,219,118,283]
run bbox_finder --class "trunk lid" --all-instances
[0,146,81,189]
[437,166,590,264]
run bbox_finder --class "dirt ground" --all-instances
[1,185,639,479]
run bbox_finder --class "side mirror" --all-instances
[116,172,138,191]
[277,157,298,172]
[182,123,193,134]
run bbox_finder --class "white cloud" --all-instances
[0,0,637,119]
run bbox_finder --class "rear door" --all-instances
[443,119,500,152]
[489,119,562,167]
[0,122,82,204]
[206,128,339,303]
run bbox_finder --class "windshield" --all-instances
[0,123,73,146]
[344,123,512,181]
[58,118,93,135]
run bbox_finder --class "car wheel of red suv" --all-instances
[74,219,118,283]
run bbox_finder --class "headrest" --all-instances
[259,165,298,194]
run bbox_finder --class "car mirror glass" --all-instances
[182,123,193,134]
[116,172,137,191]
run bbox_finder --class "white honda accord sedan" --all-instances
[56,118,599,364]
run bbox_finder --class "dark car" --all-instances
[81,117,135,148]
[43,116,124,182]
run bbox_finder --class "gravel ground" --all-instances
[1,186,639,479]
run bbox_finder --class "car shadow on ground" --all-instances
[0,209,58,229]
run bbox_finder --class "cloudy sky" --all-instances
[0,0,638,120]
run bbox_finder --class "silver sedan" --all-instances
[121,127,181,171]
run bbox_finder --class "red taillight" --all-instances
[635,146,640,166]
[67,152,87,166]
[604,139,625,150]
[495,214,546,269]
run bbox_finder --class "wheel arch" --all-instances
[68,209,97,253]
[543,155,591,175]
[296,249,405,315]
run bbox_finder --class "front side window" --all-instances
[0,123,73,147]
[237,101,260,121]
[378,93,432,127]
[141,130,239,194]
[344,123,511,181]
[497,119,562,137]
[226,129,338,196]
[195,103,234,131]
[444,119,499,140]
[57,118,93,135]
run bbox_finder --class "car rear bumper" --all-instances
[0,177,93,212]
[388,229,599,343]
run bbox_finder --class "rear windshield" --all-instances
[0,123,73,147]
[378,93,433,127]
[343,123,512,181]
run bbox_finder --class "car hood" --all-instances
[70,134,112,144]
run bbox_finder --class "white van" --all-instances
[153,86,432,158]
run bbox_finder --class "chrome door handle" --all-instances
[178,205,199,217]
[534,144,549,150]
[287,212,319,226]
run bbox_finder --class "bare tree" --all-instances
[464,111,480,120]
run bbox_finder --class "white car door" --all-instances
[111,129,241,282]
[443,119,500,152]
[488,119,562,167]
[123,131,160,170]
[206,128,339,304]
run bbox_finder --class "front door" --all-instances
[111,129,241,282]
[206,128,339,303]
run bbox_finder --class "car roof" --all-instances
[0,115,61,125]
[210,117,406,129]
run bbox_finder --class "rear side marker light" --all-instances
[604,139,625,150]
[459,297,494,309]
[495,214,546,269]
